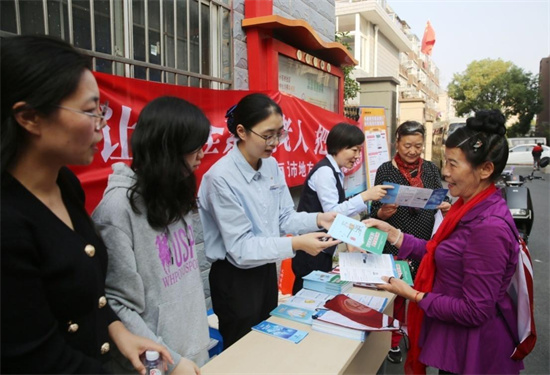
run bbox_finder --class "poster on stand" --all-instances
[360,107,390,188]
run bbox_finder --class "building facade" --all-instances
[335,0,443,153]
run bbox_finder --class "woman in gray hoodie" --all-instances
[93,97,211,375]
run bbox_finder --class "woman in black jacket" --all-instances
[1,35,171,374]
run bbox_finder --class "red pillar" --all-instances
[244,0,277,91]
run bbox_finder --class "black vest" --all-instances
[297,157,346,256]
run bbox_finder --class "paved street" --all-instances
[382,166,549,375]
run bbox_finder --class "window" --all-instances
[1,0,232,88]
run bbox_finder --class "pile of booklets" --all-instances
[269,289,395,342]
[302,270,353,295]
[311,294,400,342]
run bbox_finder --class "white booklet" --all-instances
[338,252,397,284]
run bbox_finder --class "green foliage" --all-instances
[335,31,360,102]
[448,59,543,137]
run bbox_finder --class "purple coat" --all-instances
[400,190,524,374]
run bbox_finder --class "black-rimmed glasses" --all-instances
[55,101,109,131]
[248,128,289,146]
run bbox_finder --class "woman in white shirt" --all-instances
[198,93,338,348]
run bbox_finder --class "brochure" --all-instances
[327,214,388,254]
[286,289,388,313]
[395,260,414,286]
[251,321,308,344]
[270,304,315,325]
[323,294,400,331]
[338,252,397,284]
[380,182,448,209]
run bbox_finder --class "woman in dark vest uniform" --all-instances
[291,123,392,294]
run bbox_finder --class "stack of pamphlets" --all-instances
[302,271,353,295]
[271,289,389,327]
[311,295,400,341]
[312,310,367,341]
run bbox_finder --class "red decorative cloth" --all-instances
[404,183,497,375]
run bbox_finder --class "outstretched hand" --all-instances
[317,211,338,231]
[292,232,341,256]
[361,184,394,202]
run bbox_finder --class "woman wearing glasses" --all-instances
[1,35,171,374]
[92,97,211,375]
[198,93,339,348]
[370,121,451,364]
[291,122,393,294]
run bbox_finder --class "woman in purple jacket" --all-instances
[366,110,523,374]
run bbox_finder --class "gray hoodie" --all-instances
[92,163,210,373]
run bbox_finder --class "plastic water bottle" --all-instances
[144,350,164,375]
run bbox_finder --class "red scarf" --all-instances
[405,183,497,375]
[395,153,424,188]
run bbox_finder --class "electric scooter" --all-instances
[498,157,549,244]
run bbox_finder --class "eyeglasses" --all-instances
[55,101,109,131]
[248,128,289,146]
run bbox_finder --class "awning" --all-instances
[242,15,358,67]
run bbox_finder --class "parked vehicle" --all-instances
[498,157,549,244]
[507,144,550,165]
[431,120,466,171]
[499,167,534,243]
[507,137,546,148]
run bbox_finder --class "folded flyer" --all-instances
[327,214,387,254]
[380,182,448,209]
[270,304,315,325]
[251,321,308,344]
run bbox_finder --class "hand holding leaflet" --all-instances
[327,214,387,254]
[380,182,448,209]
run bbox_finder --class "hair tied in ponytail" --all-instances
[225,104,237,134]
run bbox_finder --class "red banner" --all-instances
[72,72,357,213]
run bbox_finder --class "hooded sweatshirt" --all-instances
[92,163,210,373]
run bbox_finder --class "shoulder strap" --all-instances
[493,215,537,360]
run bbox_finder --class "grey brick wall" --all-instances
[273,0,335,42]
[232,0,337,90]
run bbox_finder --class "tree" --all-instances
[335,31,360,102]
[448,59,542,136]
